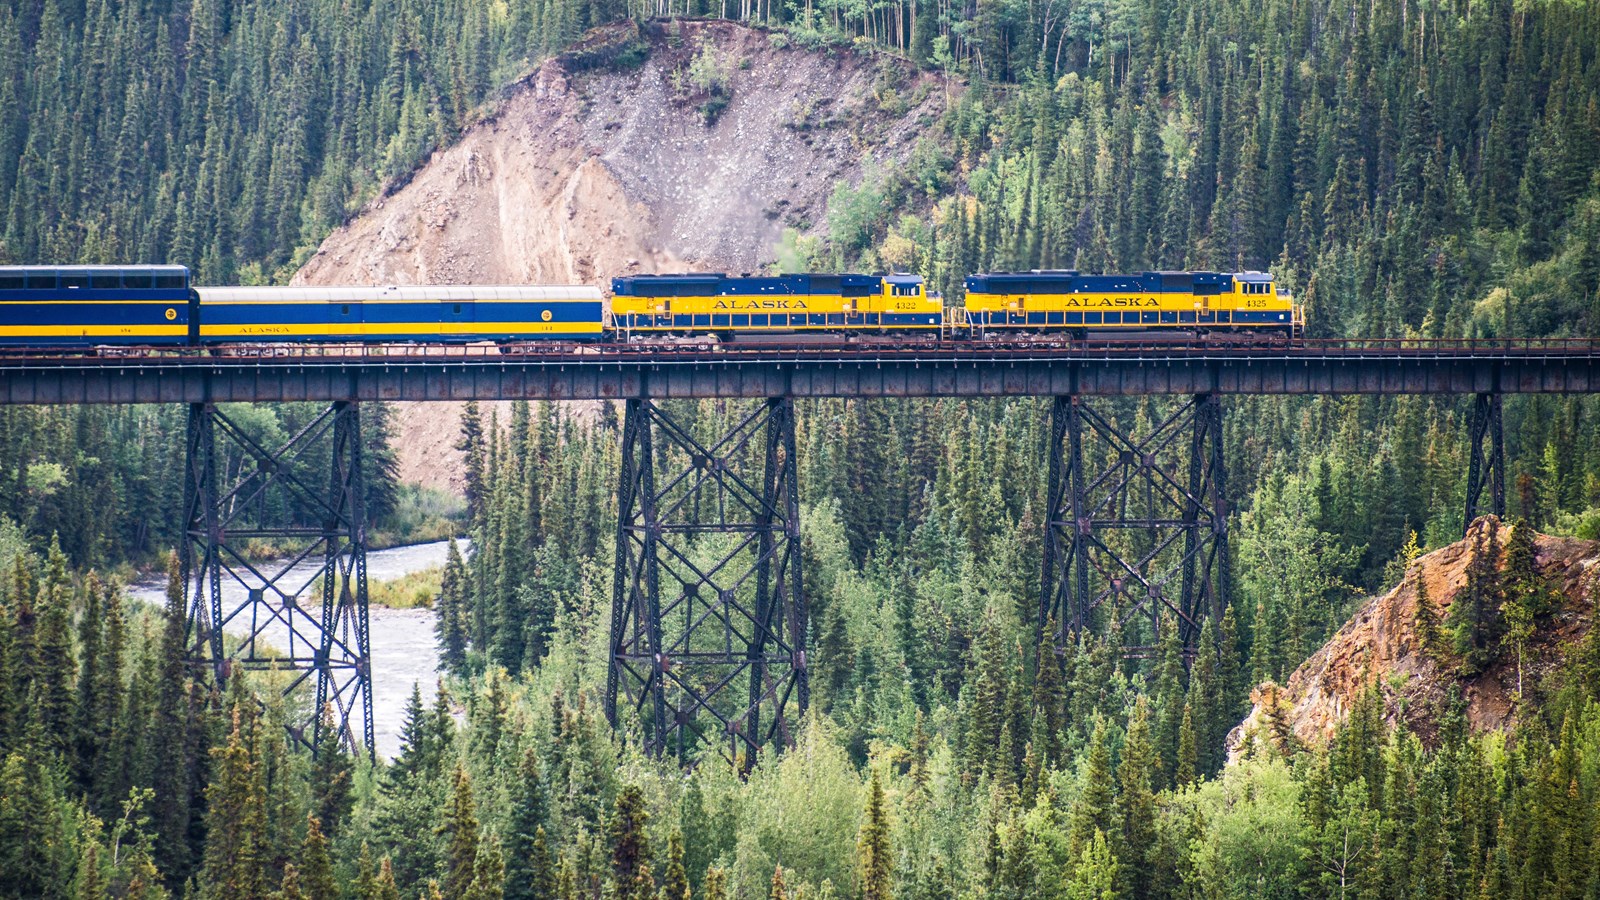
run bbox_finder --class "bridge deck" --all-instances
[2,339,1598,403]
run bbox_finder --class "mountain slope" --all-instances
[297,20,949,286]
[294,20,952,488]
[1232,517,1599,756]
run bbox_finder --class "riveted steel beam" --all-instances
[605,397,807,766]
[181,400,373,760]
[1040,395,1228,659]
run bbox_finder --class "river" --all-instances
[127,540,453,759]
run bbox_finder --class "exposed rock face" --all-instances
[295,20,952,489]
[1231,517,1599,759]
[297,19,949,283]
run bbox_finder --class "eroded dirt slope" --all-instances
[297,20,951,488]
[1231,517,1599,758]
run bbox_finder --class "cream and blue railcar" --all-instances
[194,284,605,343]
[609,273,941,334]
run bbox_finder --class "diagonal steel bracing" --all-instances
[1040,395,1229,658]
[1463,392,1506,535]
[605,397,808,765]
[181,400,373,759]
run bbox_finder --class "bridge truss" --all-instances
[181,400,373,759]
[605,397,809,765]
[1040,395,1229,658]
[1464,392,1507,533]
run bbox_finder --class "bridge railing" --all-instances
[3,336,1600,364]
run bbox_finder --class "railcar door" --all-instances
[330,298,363,341]
[441,291,475,340]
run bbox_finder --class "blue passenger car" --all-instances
[193,285,606,342]
[0,265,193,346]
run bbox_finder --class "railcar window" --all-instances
[154,274,187,289]
[453,304,462,314]
[124,271,154,288]
[91,272,121,289]
[25,271,57,289]
[0,275,22,289]
[61,273,89,289]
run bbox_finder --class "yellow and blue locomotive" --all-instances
[962,270,1301,335]
[609,272,941,335]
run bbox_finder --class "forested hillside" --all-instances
[5,0,1600,897]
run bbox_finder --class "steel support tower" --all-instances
[181,400,374,758]
[1463,392,1506,534]
[605,397,808,765]
[1039,395,1229,658]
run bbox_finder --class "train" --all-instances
[0,265,1301,346]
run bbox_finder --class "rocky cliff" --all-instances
[294,20,952,488]
[1231,517,1599,758]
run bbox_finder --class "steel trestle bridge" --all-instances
[6,337,1597,762]
[1,338,1598,403]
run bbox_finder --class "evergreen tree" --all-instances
[309,707,354,840]
[200,706,269,900]
[1448,520,1504,676]
[438,538,470,674]
[1067,830,1118,900]
[857,771,892,900]
[297,817,337,900]
[441,765,482,900]
[466,836,505,900]
[1115,697,1157,898]
[1069,717,1116,858]
[609,785,650,896]
[660,829,690,900]
[504,747,553,900]
[1031,626,1066,769]
[702,868,729,900]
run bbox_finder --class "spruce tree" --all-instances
[609,785,651,895]
[309,706,354,840]
[440,765,482,900]
[1116,697,1157,898]
[354,843,379,900]
[1448,520,1504,676]
[277,863,307,900]
[458,402,487,527]
[702,867,728,900]
[660,829,690,900]
[856,772,892,900]
[200,706,268,900]
[466,836,505,900]
[1031,625,1066,769]
[32,536,74,755]
[1069,716,1115,858]
[151,551,200,888]
[297,817,337,900]
[375,859,402,900]
[1068,830,1119,900]
[504,747,552,900]
[1175,703,1198,788]
[437,538,470,674]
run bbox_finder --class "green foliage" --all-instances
[1449,520,1506,677]
[855,771,891,900]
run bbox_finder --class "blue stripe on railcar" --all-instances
[198,297,605,342]
[0,293,192,345]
